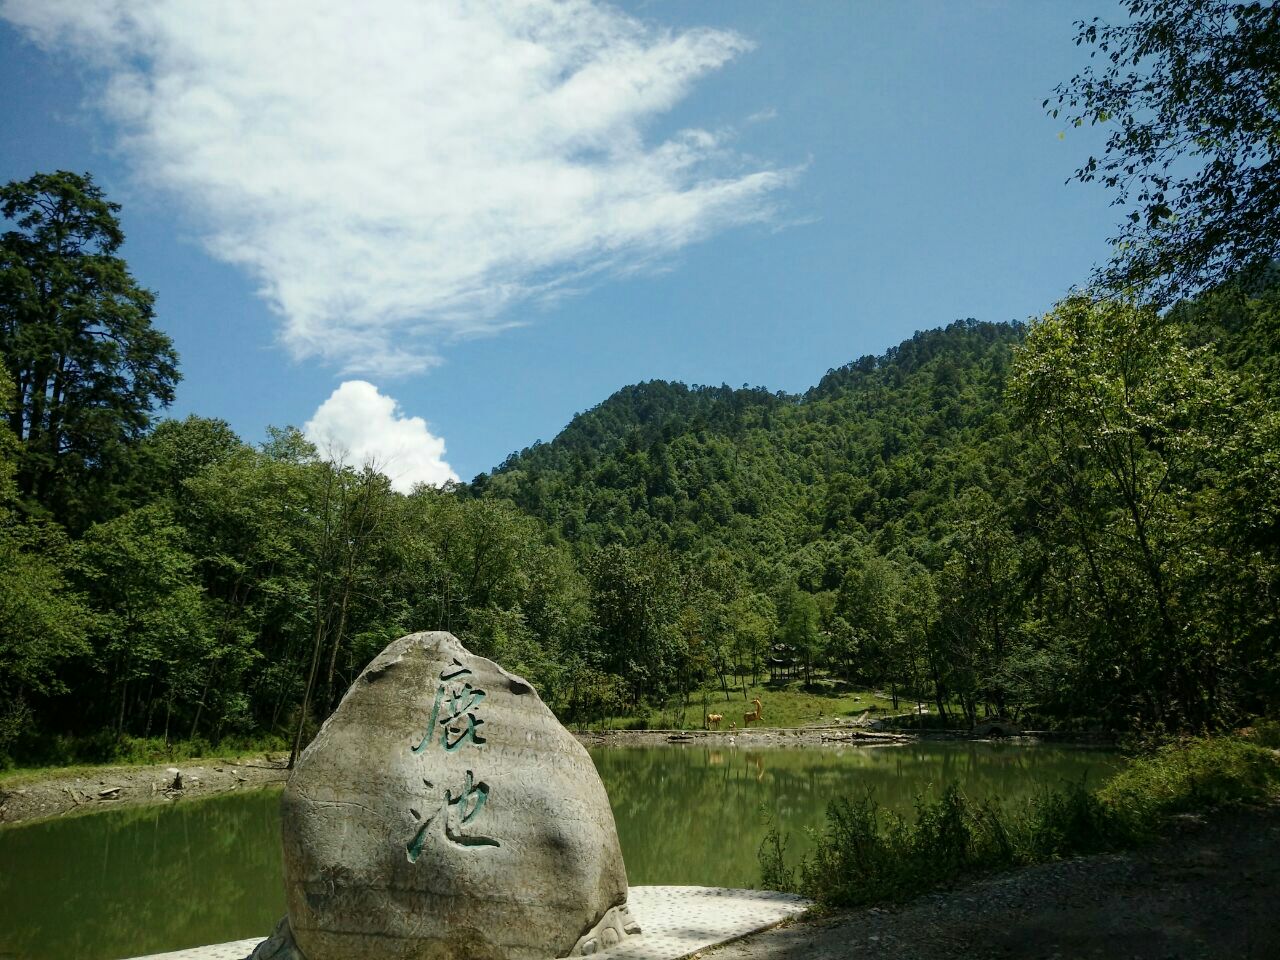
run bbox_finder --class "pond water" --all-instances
[0,742,1120,960]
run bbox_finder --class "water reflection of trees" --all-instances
[590,745,1119,888]
[0,787,285,960]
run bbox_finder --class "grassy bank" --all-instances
[4,681,904,778]
[597,681,905,731]
[760,736,1280,907]
[0,732,288,784]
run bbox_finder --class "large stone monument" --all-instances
[252,631,638,960]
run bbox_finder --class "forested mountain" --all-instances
[475,319,1025,578]
[470,283,1280,733]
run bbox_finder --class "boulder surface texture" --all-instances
[275,631,632,960]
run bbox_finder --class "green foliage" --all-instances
[585,542,688,707]
[779,587,820,685]
[0,522,92,695]
[0,171,179,529]
[78,504,218,739]
[768,736,1280,908]
[1251,719,1280,749]
[934,495,1026,724]
[478,320,1024,573]
[1010,294,1264,729]
[785,786,1018,906]
[477,320,1035,722]
[6,278,1278,759]
[1096,737,1280,831]
[758,810,795,892]
[0,367,92,762]
[474,286,1280,733]
[1050,1,1280,303]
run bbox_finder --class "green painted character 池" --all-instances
[406,770,499,861]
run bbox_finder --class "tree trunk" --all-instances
[117,672,129,741]
[189,663,215,741]
[323,583,352,715]
[163,692,173,747]
[291,600,331,769]
[142,680,156,740]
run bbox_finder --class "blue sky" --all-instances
[0,1,1117,485]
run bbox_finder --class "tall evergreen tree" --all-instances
[0,171,179,528]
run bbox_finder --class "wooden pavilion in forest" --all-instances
[768,643,798,683]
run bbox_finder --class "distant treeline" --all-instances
[2,170,1279,766]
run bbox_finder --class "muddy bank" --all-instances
[0,754,289,826]
[710,802,1280,960]
[574,725,915,748]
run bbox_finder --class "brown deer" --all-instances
[744,698,763,727]
[706,713,724,729]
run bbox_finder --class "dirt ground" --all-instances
[0,754,289,825]
[711,803,1280,960]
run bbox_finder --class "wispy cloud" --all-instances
[2,0,791,374]
[304,380,458,491]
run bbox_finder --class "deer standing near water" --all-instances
[744,698,763,727]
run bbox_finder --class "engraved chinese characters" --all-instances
[407,660,497,858]
[271,632,635,960]
[415,659,487,753]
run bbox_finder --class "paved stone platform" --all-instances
[125,885,810,960]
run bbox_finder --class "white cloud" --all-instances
[2,0,791,374]
[304,380,458,492]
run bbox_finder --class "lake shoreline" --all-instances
[0,754,290,826]
[0,729,1115,827]
[573,726,1117,750]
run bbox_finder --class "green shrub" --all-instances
[1096,737,1280,837]
[1248,719,1280,749]
[4,730,288,770]
[1016,782,1128,857]
[763,736,1280,909]
[782,786,1020,906]
[797,792,901,905]
[758,811,795,892]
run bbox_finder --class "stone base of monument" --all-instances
[123,886,811,960]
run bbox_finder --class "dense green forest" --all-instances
[474,282,1280,733]
[2,171,1278,766]
[2,0,1278,766]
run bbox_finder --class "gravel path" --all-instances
[710,803,1280,960]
